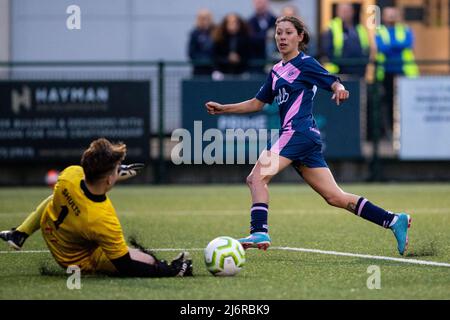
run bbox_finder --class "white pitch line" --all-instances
[273,247,450,268]
[0,250,50,254]
[2,247,450,268]
[0,248,205,254]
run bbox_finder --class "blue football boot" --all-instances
[390,213,411,255]
[238,232,271,251]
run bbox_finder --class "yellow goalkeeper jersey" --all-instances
[41,165,128,271]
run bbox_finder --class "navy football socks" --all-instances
[354,197,397,228]
[250,203,269,233]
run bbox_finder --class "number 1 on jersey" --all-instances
[55,206,69,229]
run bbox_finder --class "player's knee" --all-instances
[246,175,253,187]
[324,192,345,208]
[246,173,268,188]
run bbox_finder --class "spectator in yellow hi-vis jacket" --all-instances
[375,6,419,139]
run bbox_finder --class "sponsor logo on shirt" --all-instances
[275,88,289,105]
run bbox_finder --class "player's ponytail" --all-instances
[276,16,310,52]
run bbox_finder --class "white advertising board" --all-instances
[398,76,450,160]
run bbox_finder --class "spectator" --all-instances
[375,6,419,139]
[280,5,317,58]
[321,3,370,77]
[247,0,277,73]
[280,5,297,17]
[212,13,251,77]
[188,9,215,76]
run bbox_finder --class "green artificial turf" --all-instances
[0,183,449,299]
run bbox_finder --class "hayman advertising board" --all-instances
[0,81,150,162]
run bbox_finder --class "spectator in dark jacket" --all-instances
[280,5,317,58]
[212,13,251,76]
[188,9,215,76]
[247,0,277,73]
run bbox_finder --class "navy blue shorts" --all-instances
[268,129,328,169]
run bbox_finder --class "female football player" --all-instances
[205,16,411,255]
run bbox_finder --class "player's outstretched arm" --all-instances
[205,98,265,115]
[116,163,145,182]
[331,81,349,106]
[111,248,192,278]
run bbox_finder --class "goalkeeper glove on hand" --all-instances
[117,163,145,181]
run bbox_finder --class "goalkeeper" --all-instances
[0,138,192,277]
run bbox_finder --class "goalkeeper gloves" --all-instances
[117,163,145,181]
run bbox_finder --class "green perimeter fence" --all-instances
[0,59,449,183]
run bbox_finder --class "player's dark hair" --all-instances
[81,138,126,183]
[276,16,310,52]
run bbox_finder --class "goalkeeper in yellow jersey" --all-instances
[0,138,192,277]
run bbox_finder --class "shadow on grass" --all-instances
[39,264,65,277]
[38,262,205,279]
[39,263,109,278]
[405,241,438,258]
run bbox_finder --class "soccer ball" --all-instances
[204,236,245,276]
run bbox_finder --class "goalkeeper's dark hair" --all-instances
[81,138,126,183]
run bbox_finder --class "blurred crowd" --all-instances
[187,0,419,140]
[188,0,308,79]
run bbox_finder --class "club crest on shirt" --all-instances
[283,66,301,82]
[275,88,289,105]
